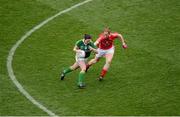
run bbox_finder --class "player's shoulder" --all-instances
[75,39,83,45]
[88,40,94,46]
[99,33,104,37]
[97,33,105,40]
[88,40,96,48]
[110,32,120,37]
[89,40,94,44]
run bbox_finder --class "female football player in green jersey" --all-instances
[60,34,97,88]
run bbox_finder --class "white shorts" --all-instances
[75,56,88,65]
[96,46,114,58]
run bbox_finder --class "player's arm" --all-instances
[89,46,98,54]
[74,40,84,53]
[117,33,128,49]
[94,37,101,47]
[94,41,99,47]
[89,41,98,54]
[73,45,82,53]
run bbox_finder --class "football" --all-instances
[77,50,85,58]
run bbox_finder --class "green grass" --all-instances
[0,0,180,115]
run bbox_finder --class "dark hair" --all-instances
[84,34,92,39]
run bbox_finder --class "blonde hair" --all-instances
[103,27,111,34]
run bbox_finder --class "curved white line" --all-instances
[6,0,93,116]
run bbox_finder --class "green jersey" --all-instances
[75,39,96,58]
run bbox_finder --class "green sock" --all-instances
[63,67,73,75]
[78,71,85,85]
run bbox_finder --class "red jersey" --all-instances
[96,32,119,50]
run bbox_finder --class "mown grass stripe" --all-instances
[6,0,93,116]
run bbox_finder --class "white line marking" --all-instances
[7,0,93,116]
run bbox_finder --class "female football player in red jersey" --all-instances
[86,27,128,81]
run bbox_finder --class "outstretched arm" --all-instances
[117,34,127,49]
[94,36,101,47]
[89,46,98,54]
[94,40,99,47]
[89,41,98,54]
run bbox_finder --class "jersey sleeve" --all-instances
[111,32,119,38]
[75,40,81,48]
[89,41,97,49]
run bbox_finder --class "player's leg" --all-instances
[86,56,100,72]
[98,50,114,81]
[77,60,86,88]
[86,48,103,72]
[60,62,79,80]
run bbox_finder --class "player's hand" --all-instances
[94,49,98,54]
[122,43,128,49]
[90,47,98,54]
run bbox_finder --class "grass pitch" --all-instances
[0,0,180,115]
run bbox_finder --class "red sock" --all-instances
[100,69,107,77]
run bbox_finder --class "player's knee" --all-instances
[93,60,97,64]
[92,59,97,64]
[70,66,76,70]
[70,66,73,70]
[81,69,86,73]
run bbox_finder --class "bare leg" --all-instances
[70,62,79,70]
[86,56,100,72]
[99,53,114,80]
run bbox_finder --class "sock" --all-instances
[63,67,73,75]
[78,71,85,85]
[100,69,107,77]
